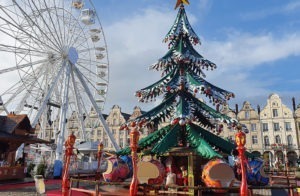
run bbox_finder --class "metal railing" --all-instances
[69,178,300,196]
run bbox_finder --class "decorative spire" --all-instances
[175,0,190,9]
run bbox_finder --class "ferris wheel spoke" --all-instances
[0,15,58,53]
[72,34,92,51]
[63,2,78,48]
[0,27,46,54]
[41,0,64,47]
[77,58,108,66]
[32,61,65,127]
[0,59,48,75]
[75,62,99,79]
[28,0,63,49]
[21,0,62,50]
[65,4,85,48]
[2,64,44,111]
[70,70,87,141]
[57,0,70,47]
[10,1,61,52]
[0,44,46,57]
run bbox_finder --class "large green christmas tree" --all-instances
[119,2,239,159]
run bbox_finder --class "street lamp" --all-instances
[129,126,140,196]
[235,125,248,196]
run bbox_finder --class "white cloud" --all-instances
[103,8,175,113]
[201,32,300,71]
[241,1,300,20]
[102,6,300,114]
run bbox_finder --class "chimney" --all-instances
[235,104,238,115]
[292,97,296,112]
[257,105,261,115]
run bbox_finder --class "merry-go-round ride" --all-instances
[62,125,269,196]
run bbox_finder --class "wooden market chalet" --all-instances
[0,112,50,180]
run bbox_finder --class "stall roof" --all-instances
[0,113,33,134]
[0,131,51,144]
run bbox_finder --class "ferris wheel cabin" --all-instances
[72,0,84,9]
[90,29,101,42]
[80,9,95,25]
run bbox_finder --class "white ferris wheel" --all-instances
[0,0,119,159]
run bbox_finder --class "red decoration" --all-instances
[171,118,179,125]
[235,127,248,196]
[130,121,137,127]
[136,91,142,97]
[62,133,76,196]
[96,142,104,180]
[166,86,171,91]
[129,128,140,196]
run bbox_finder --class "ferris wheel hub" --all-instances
[67,47,79,65]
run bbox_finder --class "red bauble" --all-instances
[136,91,142,97]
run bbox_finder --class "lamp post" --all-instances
[235,125,248,196]
[62,133,76,196]
[96,142,104,180]
[129,126,140,196]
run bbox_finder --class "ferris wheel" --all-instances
[0,0,120,159]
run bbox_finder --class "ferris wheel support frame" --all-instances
[73,64,120,151]
[31,63,65,127]
[70,70,87,142]
[56,61,71,160]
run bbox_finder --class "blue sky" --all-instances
[93,0,300,114]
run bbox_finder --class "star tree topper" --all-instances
[175,0,190,9]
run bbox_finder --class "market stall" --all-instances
[0,113,50,180]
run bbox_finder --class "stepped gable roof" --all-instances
[121,112,131,121]
[0,113,33,134]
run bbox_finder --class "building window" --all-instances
[113,119,117,126]
[273,123,280,131]
[273,109,278,117]
[97,130,101,136]
[120,140,124,148]
[275,135,281,144]
[285,122,292,131]
[287,135,293,146]
[104,138,108,147]
[112,129,116,135]
[262,123,268,131]
[264,136,270,146]
[252,135,258,145]
[251,123,257,131]
[245,111,250,119]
